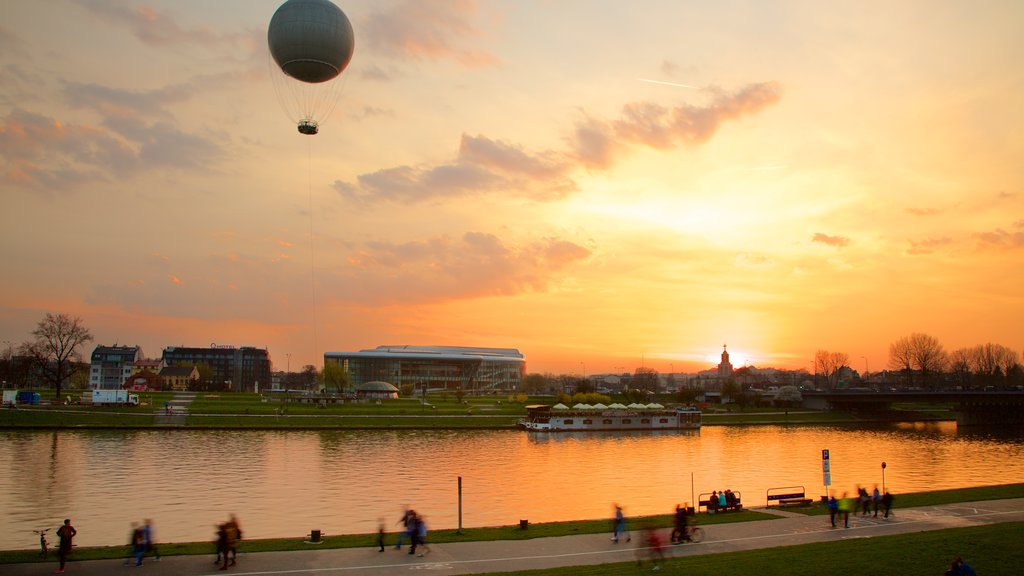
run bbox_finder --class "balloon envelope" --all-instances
[268,0,354,84]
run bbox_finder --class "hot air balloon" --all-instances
[268,0,355,135]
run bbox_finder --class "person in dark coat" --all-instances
[55,518,77,573]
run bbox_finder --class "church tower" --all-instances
[717,344,734,378]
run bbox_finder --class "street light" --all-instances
[861,356,869,381]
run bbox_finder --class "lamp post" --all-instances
[881,461,887,493]
[862,356,869,381]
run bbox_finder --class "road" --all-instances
[7,498,1023,576]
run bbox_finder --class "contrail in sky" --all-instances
[637,78,696,89]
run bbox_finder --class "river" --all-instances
[1,422,1022,550]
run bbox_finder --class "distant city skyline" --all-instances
[3,1,1022,374]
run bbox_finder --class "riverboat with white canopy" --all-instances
[518,403,701,432]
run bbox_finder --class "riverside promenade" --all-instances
[7,498,1024,576]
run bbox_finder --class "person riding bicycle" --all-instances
[670,503,691,543]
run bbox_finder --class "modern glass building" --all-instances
[161,345,271,392]
[324,345,525,393]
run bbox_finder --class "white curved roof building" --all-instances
[324,345,525,393]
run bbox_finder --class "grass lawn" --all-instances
[489,522,1024,576]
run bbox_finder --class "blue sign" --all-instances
[822,448,831,486]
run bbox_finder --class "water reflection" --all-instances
[0,425,1021,549]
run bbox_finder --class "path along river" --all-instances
[2,422,1023,550]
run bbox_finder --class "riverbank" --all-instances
[3,483,1020,563]
[0,396,954,429]
[3,499,1022,576]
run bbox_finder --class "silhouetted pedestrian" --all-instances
[827,494,839,528]
[143,518,160,561]
[222,514,241,569]
[882,490,894,518]
[377,519,386,552]
[55,518,76,573]
[414,513,431,557]
[129,522,145,566]
[214,523,227,566]
[611,504,630,543]
[395,508,413,550]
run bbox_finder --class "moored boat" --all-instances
[518,403,701,432]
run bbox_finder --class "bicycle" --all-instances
[673,525,704,544]
[33,528,50,558]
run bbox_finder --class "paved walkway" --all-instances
[8,499,1023,576]
[153,392,196,425]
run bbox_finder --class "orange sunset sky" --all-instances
[2,0,1022,375]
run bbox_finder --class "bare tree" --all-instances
[969,343,1020,387]
[814,350,849,390]
[22,313,94,400]
[888,336,914,385]
[908,333,947,388]
[949,348,973,387]
[889,333,947,388]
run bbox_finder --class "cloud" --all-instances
[735,253,775,269]
[906,237,952,255]
[336,232,591,305]
[336,133,577,203]
[906,207,943,216]
[0,104,222,191]
[611,82,782,149]
[974,222,1024,250]
[812,233,851,248]
[70,0,244,47]
[574,82,782,168]
[0,108,136,191]
[336,82,782,203]
[87,232,591,320]
[363,0,498,67]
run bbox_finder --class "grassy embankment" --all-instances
[496,522,1024,576]
[0,391,954,429]
[2,483,1020,564]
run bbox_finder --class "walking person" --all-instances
[377,519,386,552]
[636,523,665,571]
[407,512,421,556]
[838,492,853,528]
[414,513,432,557]
[611,504,630,543]
[214,523,227,566]
[222,514,241,570]
[142,519,160,562]
[827,494,839,528]
[55,518,77,573]
[882,490,895,518]
[130,522,146,567]
[394,508,413,550]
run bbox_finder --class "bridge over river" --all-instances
[802,390,1024,426]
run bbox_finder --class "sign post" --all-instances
[881,461,887,493]
[822,449,832,499]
